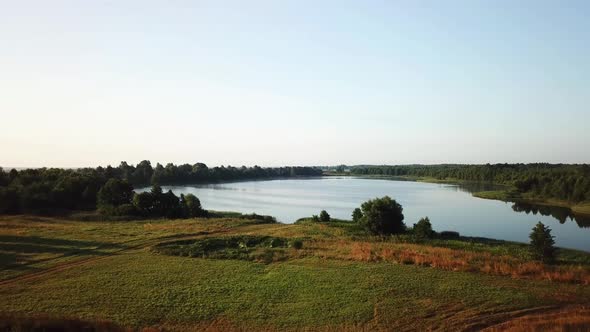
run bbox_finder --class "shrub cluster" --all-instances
[413,217,434,239]
[153,235,296,263]
[356,196,406,235]
[97,180,206,218]
[308,210,331,222]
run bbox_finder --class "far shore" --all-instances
[323,172,590,217]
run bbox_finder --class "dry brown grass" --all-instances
[160,317,260,332]
[483,306,590,331]
[298,239,590,285]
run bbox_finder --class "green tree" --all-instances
[132,160,153,185]
[8,169,18,182]
[149,184,164,215]
[319,210,330,222]
[133,191,154,215]
[150,184,163,196]
[352,208,363,223]
[146,186,181,218]
[182,193,206,217]
[0,167,9,186]
[359,196,405,235]
[529,222,556,263]
[161,190,182,218]
[97,179,134,207]
[0,187,19,214]
[413,217,434,239]
[19,182,54,213]
[96,178,133,214]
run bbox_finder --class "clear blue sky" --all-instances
[1,1,589,167]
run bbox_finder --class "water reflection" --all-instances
[511,202,590,228]
[447,182,590,228]
[453,182,508,194]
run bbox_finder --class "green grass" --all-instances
[573,202,590,216]
[2,252,589,330]
[0,215,271,281]
[2,216,590,330]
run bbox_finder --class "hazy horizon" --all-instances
[3,161,589,171]
[2,1,589,168]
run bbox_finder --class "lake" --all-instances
[138,177,590,252]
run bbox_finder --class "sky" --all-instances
[1,1,589,168]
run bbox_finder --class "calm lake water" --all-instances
[139,177,590,252]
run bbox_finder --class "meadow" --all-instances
[1,215,590,331]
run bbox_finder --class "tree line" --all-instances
[0,161,322,215]
[350,164,590,203]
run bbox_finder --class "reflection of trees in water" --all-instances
[454,182,508,194]
[511,202,590,228]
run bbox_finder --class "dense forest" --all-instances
[0,161,322,215]
[350,164,590,203]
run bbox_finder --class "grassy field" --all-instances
[1,215,590,331]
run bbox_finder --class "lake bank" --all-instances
[325,173,590,218]
[143,177,590,251]
[473,190,590,216]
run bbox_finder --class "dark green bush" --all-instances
[359,196,405,235]
[153,235,292,263]
[319,210,331,222]
[352,208,363,223]
[290,240,303,249]
[115,203,137,216]
[413,217,434,239]
[439,231,460,239]
[238,213,276,223]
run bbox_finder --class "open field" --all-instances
[1,215,590,331]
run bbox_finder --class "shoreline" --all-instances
[472,191,590,217]
[324,173,590,217]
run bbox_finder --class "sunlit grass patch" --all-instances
[3,251,586,330]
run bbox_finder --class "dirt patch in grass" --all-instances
[482,305,590,331]
[0,314,129,332]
